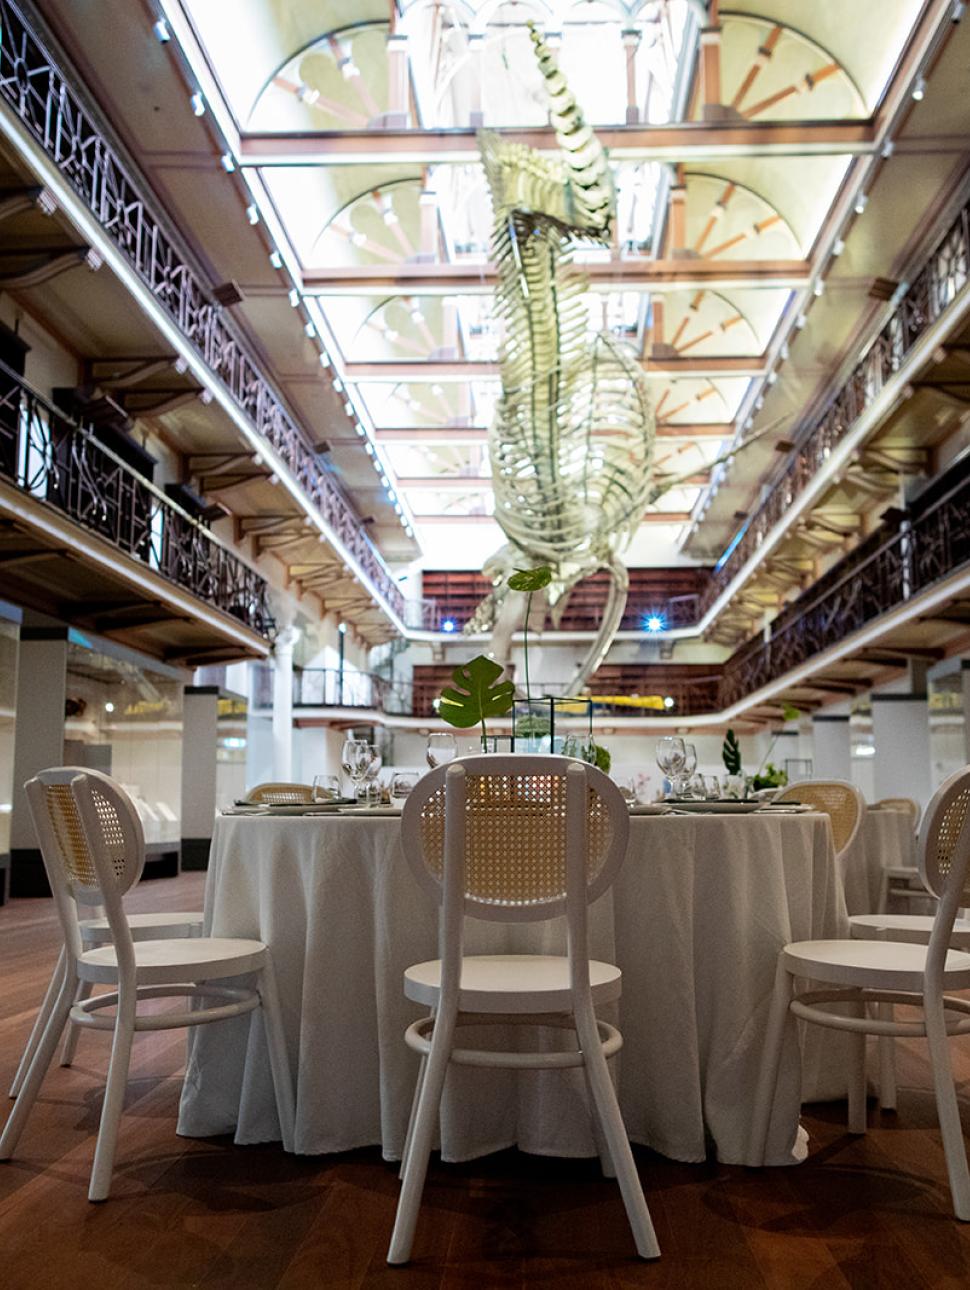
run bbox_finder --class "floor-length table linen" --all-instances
[176,812,847,1168]
[842,809,917,915]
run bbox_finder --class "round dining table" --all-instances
[842,808,918,915]
[176,809,850,1169]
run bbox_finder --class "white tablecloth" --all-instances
[842,810,917,915]
[177,812,848,1167]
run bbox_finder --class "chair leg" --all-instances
[9,947,66,1098]
[399,1053,427,1181]
[925,998,970,1220]
[749,956,794,1165]
[576,1005,659,1260]
[88,981,137,1202]
[584,1062,616,1179]
[847,996,868,1135]
[256,960,296,1153]
[0,968,75,1158]
[876,1004,897,1112]
[60,978,93,1068]
[387,1010,456,1265]
[877,869,890,916]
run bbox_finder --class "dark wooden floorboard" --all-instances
[3,873,970,1288]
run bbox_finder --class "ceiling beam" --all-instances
[239,119,875,167]
[345,356,766,382]
[374,422,735,444]
[302,259,809,297]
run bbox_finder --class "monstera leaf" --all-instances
[507,565,553,593]
[439,655,515,746]
[722,728,742,776]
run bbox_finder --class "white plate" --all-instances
[628,804,672,816]
[667,800,761,814]
[337,805,403,817]
[262,803,346,816]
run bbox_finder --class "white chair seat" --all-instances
[404,954,622,1013]
[782,938,970,991]
[78,937,267,985]
[850,913,970,947]
[79,911,204,943]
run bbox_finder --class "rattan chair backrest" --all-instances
[24,767,145,906]
[775,779,864,861]
[245,782,314,805]
[918,767,970,905]
[401,755,629,922]
[875,797,922,828]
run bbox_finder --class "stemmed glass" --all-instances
[656,736,686,799]
[426,733,458,768]
[341,738,372,800]
[678,743,698,797]
[356,745,383,807]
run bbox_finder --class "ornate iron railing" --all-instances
[0,0,405,625]
[0,361,274,636]
[719,461,970,708]
[705,195,970,614]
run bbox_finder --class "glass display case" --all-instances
[63,640,183,848]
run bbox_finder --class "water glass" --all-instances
[722,774,746,801]
[702,774,721,800]
[355,780,383,808]
[341,738,371,795]
[390,772,418,809]
[426,733,458,768]
[312,775,341,803]
[656,737,686,797]
[614,776,637,806]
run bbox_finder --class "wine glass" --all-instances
[677,743,698,798]
[656,737,686,798]
[341,738,371,798]
[390,772,418,808]
[426,733,458,768]
[312,775,341,803]
[356,746,383,807]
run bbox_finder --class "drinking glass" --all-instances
[341,738,372,798]
[614,776,637,806]
[426,733,458,768]
[312,775,341,803]
[656,737,686,798]
[702,774,721,800]
[390,772,418,808]
[355,780,383,808]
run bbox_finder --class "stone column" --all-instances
[8,622,68,899]
[871,686,933,810]
[812,713,852,781]
[180,685,219,871]
[272,624,299,782]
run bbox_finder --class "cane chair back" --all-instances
[775,779,864,860]
[918,768,970,906]
[402,755,629,922]
[245,782,314,805]
[875,797,922,828]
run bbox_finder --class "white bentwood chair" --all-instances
[387,755,659,1265]
[0,769,295,1201]
[8,767,203,1099]
[774,780,865,874]
[750,766,970,1219]
[244,782,314,805]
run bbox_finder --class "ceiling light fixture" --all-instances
[795,312,808,329]
[854,193,869,215]
[220,152,235,173]
[304,321,316,338]
[288,287,300,307]
[332,377,344,393]
[813,279,825,297]
[190,91,205,116]
[339,57,360,80]
[318,352,331,368]
[766,369,778,386]
[912,75,926,100]
[832,238,845,256]
[246,203,260,225]
[153,18,171,42]
[269,249,283,268]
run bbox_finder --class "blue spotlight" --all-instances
[643,612,666,634]
[441,619,457,634]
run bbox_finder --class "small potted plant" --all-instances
[721,728,745,799]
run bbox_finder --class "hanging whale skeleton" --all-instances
[465,24,771,691]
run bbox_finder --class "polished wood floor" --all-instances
[2,873,970,1289]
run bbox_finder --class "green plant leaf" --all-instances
[439,655,516,730]
[507,565,554,592]
[722,728,742,776]
[592,743,611,773]
[782,703,801,724]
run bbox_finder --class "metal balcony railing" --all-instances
[0,360,274,636]
[704,194,970,613]
[0,0,405,625]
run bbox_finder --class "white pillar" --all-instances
[467,32,485,127]
[180,685,219,871]
[871,688,933,810]
[623,30,640,124]
[9,623,68,898]
[384,33,410,128]
[272,624,299,782]
[812,714,851,781]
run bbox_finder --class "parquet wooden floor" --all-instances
[2,873,970,1289]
